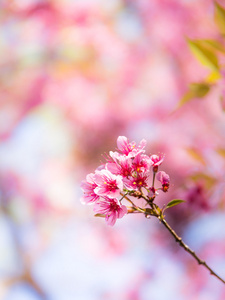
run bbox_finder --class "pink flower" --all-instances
[93,197,127,226]
[132,153,152,173]
[123,173,148,190]
[107,151,152,179]
[80,173,99,204]
[117,136,135,155]
[150,154,165,172]
[148,187,159,199]
[116,136,146,157]
[150,154,165,167]
[94,169,123,198]
[157,171,170,192]
[106,154,133,177]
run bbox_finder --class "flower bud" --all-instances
[156,171,170,192]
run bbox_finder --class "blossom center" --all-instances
[106,180,118,191]
[110,201,119,211]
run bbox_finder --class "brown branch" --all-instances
[125,193,225,284]
[159,217,225,284]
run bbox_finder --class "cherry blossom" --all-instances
[156,171,170,192]
[81,136,168,225]
[106,155,133,177]
[81,135,225,285]
[110,136,147,158]
[93,197,127,226]
[132,153,152,174]
[123,173,149,191]
[94,169,123,199]
[150,154,165,172]
[80,173,99,204]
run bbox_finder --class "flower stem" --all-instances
[120,193,145,213]
[152,171,156,187]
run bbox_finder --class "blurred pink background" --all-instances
[0,0,225,299]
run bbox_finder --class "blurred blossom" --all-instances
[0,0,224,299]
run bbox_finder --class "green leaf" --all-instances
[186,148,206,165]
[206,70,221,83]
[187,39,219,71]
[189,83,211,97]
[178,91,194,107]
[215,2,225,36]
[217,148,225,157]
[94,213,105,218]
[190,173,216,189]
[200,39,225,54]
[165,199,186,210]
[177,82,211,108]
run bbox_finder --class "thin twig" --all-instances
[160,216,225,284]
[120,193,146,213]
[138,192,225,284]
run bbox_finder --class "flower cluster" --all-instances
[81,136,170,226]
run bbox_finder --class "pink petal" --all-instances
[117,205,128,218]
[117,136,128,152]
[105,211,117,226]
[106,163,120,174]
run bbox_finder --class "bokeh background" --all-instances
[0,0,225,299]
